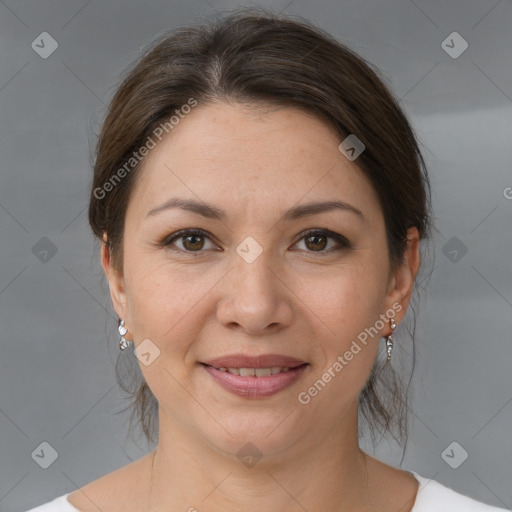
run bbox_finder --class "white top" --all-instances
[24,471,509,511]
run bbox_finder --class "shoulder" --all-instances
[24,452,154,512]
[23,493,76,511]
[410,471,509,512]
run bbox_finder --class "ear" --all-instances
[101,233,128,321]
[382,226,421,334]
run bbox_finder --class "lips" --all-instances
[202,362,309,398]
[202,353,307,369]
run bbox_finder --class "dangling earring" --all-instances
[118,319,132,351]
[385,316,397,361]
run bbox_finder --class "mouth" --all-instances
[200,361,309,399]
[202,353,307,370]
[203,365,300,376]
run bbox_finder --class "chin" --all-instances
[202,409,303,460]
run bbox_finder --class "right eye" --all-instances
[160,228,219,254]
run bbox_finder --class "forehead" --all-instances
[127,101,382,225]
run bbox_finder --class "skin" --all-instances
[69,101,420,511]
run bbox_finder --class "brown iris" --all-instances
[304,233,327,251]
[182,234,205,251]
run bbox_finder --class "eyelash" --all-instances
[159,228,351,256]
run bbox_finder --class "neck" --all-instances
[146,407,375,512]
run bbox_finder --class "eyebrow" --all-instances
[145,197,364,222]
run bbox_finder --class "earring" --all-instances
[118,319,132,351]
[385,316,397,361]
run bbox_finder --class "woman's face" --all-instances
[103,101,419,460]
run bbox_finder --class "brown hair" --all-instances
[88,8,434,452]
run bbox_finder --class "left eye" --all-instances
[161,228,349,254]
[293,229,349,253]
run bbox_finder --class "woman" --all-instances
[26,9,508,512]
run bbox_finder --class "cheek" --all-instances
[298,275,382,407]
[294,260,384,370]
[124,259,196,341]
[125,265,206,395]
[299,258,384,329]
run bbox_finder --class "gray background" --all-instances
[1,0,511,511]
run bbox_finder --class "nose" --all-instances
[216,248,294,336]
